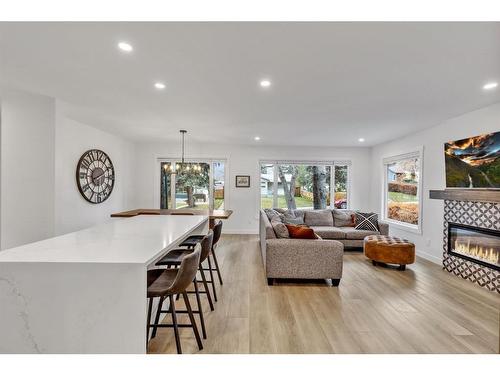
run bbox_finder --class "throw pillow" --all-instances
[271,220,289,238]
[354,212,380,231]
[333,209,356,227]
[264,208,282,222]
[285,224,317,240]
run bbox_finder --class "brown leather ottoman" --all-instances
[363,235,415,271]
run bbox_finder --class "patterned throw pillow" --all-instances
[354,212,380,231]
[271,220,289,238]
[264,208,282,222]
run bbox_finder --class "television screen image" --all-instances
[444,131,500,189]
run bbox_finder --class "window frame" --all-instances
[156,158,228,210]
[381,148,424,234]
[259,159,352,210]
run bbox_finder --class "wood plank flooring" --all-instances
[147,234,499,354]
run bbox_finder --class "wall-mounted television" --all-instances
[444,131,500,189]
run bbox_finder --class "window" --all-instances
[382,150,423,231]
[259,161,350,210]
[159,159,226,210]
[213,161,225,209]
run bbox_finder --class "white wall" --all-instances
[0,88,55,249]
[54,102,136,235]
[369,102,500,264]
[133,141,372,234]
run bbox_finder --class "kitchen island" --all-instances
[0,214,208,353]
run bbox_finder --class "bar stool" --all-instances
[178,220,224,301]
[155,231,214,339]
[147,246,202,354]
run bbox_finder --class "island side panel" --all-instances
[0,262,146,353]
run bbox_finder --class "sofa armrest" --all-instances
[378,222,389,236]
[265,239,343,279]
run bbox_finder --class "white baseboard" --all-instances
[416,249,442,265]
[222,229,259,235]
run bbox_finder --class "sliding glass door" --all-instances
[160,159,226,210]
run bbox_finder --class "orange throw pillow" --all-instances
[285,224,317,239]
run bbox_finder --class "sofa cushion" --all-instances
[285,224,317,240]
[341,227,380,240]
[271,220,289,238]
[304,209,334,226]
[280,210,305,225]
[333,209,356,227]
[310,226,347,239]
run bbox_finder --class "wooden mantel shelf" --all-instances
[429,189,500,203]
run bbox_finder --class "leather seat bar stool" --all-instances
[147,246,202,354]
[155,231,214,339]
[178,220,224,300]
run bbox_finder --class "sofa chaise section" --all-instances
[260,209,343,285]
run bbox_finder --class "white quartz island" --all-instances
[0,214,208,353]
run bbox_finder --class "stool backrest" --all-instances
[200,230,214,262]
[212,220,223,248]
[169,246,201,294]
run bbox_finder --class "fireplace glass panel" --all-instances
[448,224,500,271]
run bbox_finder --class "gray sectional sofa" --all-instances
[259,208,389,286]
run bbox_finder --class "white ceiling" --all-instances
[0,22,499,147]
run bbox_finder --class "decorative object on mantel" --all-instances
[76,149,115,204]
[429,189,500,203]
[163,130,202,174]
[444,131,500,189]
[235,175,250,188]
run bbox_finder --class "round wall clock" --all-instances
[76,149,115,204]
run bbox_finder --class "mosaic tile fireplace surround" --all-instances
[443,199,500,293]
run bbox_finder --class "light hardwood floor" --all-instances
[148,234,499,354]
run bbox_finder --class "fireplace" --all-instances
[448,223,500,271]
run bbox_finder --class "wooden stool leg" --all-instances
[211,248,223,285]
[193,278,207,339]
[199,264,214,311]
[183,291,203,350]
[169,295,182,354]
[207,256,217,302]
[151,296,164,339]
[399,264,406,271]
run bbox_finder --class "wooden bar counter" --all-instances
[111,208,233,229]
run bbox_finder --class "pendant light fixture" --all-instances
[163,130,201,174]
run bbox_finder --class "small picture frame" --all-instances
[235,175,250,188]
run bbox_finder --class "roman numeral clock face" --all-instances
[76,149,115,204]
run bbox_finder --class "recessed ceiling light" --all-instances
[117,42,133,52]
[483,82,498,90]
[260,79,271,88]
[254,136,261,141]
[358,138,365,143]
[154,82,166,90]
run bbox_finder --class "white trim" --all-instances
[384,218,421,234]
[383,151,421,165]
[381,146,424,234]
[416,252,442,265]
[260,158,352,166]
